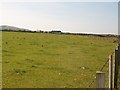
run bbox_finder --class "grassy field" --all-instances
[2,31,117,88]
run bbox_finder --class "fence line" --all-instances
[88,44,120,89]
[107,44,120,89]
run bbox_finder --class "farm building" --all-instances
[50,30,62,34]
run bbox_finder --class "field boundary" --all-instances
[88,44,120,89]
[1,30,119,38]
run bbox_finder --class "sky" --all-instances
[0,1,119,34]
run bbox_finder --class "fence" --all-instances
[88,44,120,89]
[108,44,120,89]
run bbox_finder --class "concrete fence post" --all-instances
[96,71,105,88]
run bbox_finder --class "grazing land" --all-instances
[2,31,117,88]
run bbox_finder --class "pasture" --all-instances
[2,31,117,88]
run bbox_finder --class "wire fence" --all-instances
[88,43,120,89]
[88,51,115,88]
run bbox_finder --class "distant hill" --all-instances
[0,25,30,31]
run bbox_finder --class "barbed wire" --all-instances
[99,58,109,71]
[88,76,96,88]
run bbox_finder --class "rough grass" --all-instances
[2,31,117,88]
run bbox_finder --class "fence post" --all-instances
[118,44,120,89]
[114,47,119,89]
[109,55,113,90]
[118,44,120,66]
[96,71,105,88]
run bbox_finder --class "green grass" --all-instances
[2,31,117,88]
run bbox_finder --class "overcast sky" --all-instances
[0,1,118,34]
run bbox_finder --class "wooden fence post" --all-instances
[117,44,120,89]
[109,55,113,90]
[96,71,105,88]
[118,44,120,66]
[114,47,119,89]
